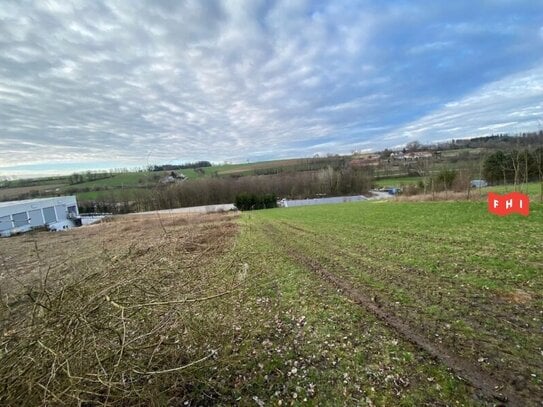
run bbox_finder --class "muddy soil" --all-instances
[266,222,536,406]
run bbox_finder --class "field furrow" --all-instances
[250,200,543,404]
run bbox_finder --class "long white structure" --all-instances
[0,196,79,237]
[279,195,367,208]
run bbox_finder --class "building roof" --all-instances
[0,196,77,209]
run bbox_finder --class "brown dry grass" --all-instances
[499,289,534,305]
[0,184,66,201]
[394,190,486,202]
[0,212,243,405]
[217,158,308,175]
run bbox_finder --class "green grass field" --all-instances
[62,170,200,189]
[61,170,203,201]
[197,157,344,177]
[483,181,542,199]
[60,159,313,196]
[67,172,154,188]
[73,187,145,201]
[241,200,543,404]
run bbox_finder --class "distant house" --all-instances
[390,151,433,161]
[470,179,488,188]
[160,171,187,184]
[405,151,433,160]
[0,196,80,237]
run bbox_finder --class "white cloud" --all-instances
[0,0,542,175]
[386,64,543,142]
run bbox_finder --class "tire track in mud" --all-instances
[277,220,543,378]
[276,220,474,307]
[266,222,528,406]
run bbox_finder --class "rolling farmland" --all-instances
[0,201,541,405]
[246,201,542,404]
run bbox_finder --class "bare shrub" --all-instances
[395,191,484,202]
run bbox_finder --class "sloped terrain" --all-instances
[1,201,541,405]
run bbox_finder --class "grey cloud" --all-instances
[0,0,543,175]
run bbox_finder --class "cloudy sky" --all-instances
[1,0,543,177]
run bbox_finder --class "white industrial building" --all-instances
[0,196,80,237]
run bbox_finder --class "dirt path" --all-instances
[265,223,528,406]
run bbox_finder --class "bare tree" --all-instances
[414,157,432,194]
[534,146,543,203]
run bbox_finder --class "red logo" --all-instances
[488,192,529,216]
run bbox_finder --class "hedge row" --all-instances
[234,193,277,211]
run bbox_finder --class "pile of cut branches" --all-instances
[0,213,243,405]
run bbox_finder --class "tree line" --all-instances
[68,171,114,185]
[483,148,543,185]
[78,166,372,214]
[234,193,277,211]
[148,161,212,172]
[377,131,543,156]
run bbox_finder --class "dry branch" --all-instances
[0,212,241,405]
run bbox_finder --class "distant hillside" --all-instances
[1,130,541,208]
